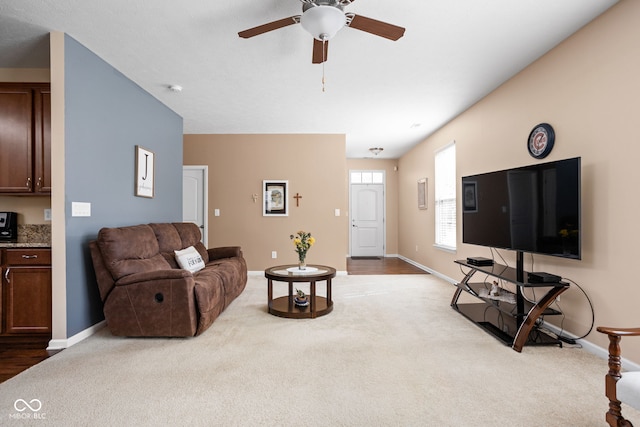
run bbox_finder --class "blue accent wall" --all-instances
[64,35,183,336]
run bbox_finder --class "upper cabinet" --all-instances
[0,83,51,195]
[34,87,51,193]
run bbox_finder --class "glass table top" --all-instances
[265,264,335,278]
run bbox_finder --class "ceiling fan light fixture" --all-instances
[300,5,346,41]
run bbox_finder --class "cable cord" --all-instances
[554,277,595,341]
[527,253,594,341]
[490,247,508,267]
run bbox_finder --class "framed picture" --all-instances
[263,180,288,216]
[135,145,155,198]
[463,181,477,213]
[418,178,427,209]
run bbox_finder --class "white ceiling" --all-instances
[0,0,618,158]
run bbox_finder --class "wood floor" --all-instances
[0,257,425,384]
[0,337,59,384]
[347,256,427,275]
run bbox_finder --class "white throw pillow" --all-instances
[174,246,205,273]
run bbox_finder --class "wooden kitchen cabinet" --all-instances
[1,248,52,335]
[34,87,51,193]
[0,83,51,194]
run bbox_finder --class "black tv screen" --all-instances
[462,157,581,259]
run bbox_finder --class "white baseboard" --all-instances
[396,255,458,285]
[542,321,640,372]
[47,320,106,350]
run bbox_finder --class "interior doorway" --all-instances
[182,166,208,246]
[349,170,385,257]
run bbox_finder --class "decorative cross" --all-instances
[293,193,303,207]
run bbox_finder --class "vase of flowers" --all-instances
[290,230,315,270]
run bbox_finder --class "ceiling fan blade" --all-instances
[347,14,405,41]
[302,0,356,4]
[238,16,300,39]
[312,39,329,64]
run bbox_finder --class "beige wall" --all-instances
[0,196,51,224]
[346,158,400,255]
[0,68,50,82]
[184,134,348,272]
[398,0,640,362]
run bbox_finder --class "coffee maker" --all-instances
[0,212,18,242]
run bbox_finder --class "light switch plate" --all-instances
[72,202,91,217]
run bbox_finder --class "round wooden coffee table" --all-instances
[264,264,336,319]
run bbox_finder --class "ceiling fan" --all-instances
[238,0,405,64]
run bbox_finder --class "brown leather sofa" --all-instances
[89,222,247,337]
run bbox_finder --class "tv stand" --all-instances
[451,257,569,352]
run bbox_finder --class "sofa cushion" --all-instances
[97,224,172,281]
[193,242,209,264]
[149,223,209,267]
[172,223,209,263]
[192,268,226,334]
[174,246,205,273]
[150,223,183,252]
[149,223,183,268]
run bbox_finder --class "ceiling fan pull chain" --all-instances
[322,63,326,92]
[322,39,327,92]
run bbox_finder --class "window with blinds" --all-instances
[434,142,456,251]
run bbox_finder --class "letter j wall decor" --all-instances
[135,145,155,198]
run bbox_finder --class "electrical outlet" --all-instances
[416,245,419,252]
[44,209,52,221]
[271,251,277,259]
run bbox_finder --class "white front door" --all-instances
[183,166,208,246]
[350,180,385,257]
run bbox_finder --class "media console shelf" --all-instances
[452,259,569,352]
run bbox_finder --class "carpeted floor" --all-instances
[1,274,638,426]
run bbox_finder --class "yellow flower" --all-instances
[290,230,316,257]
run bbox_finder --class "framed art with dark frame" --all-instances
[263,180,288,216]
[463,181,477,213]
[135,145,155,198]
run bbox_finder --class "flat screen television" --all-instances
[462,157,581,260]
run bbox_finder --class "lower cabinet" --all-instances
[1,248,52,336]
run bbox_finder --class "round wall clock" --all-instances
[527,123,555,159]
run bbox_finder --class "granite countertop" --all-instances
[0,242,51,248]
[0,224,51,249]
